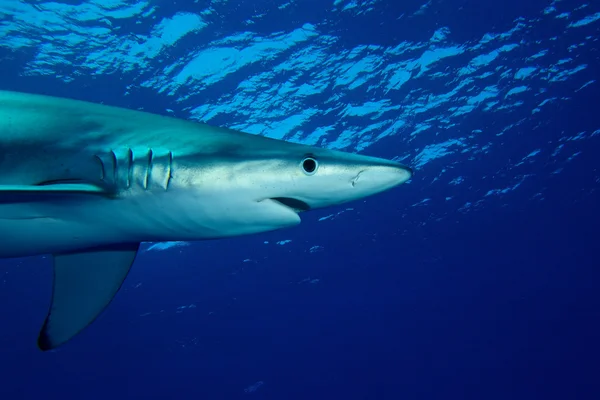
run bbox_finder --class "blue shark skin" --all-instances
[0,90,412,350]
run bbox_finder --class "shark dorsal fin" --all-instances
[38,244,139,351]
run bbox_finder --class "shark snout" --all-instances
[351,164,413,194]
[294,162,413,210]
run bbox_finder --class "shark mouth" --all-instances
[270,197,311,213]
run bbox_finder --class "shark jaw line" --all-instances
[260,197,311,213]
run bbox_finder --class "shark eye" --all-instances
[300,157,319,175]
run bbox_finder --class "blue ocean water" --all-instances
[1,0,599,398]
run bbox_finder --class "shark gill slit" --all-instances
[94,155,105,180]
[145,148,153,190]
[110,149,118,183]
[126,148,133,189]
[165,151,172,190]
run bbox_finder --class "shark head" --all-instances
[170,139,413,238]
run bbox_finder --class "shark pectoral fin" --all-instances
[0,183,106,194]
[38,243,140,351]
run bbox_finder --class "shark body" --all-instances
[0,90,412,350]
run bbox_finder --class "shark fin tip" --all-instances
[37,328,56,352]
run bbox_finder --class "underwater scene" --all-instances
[0,0,599,399]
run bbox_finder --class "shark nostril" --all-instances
[350,170,364,187]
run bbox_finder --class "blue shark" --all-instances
[0,90,412,350]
